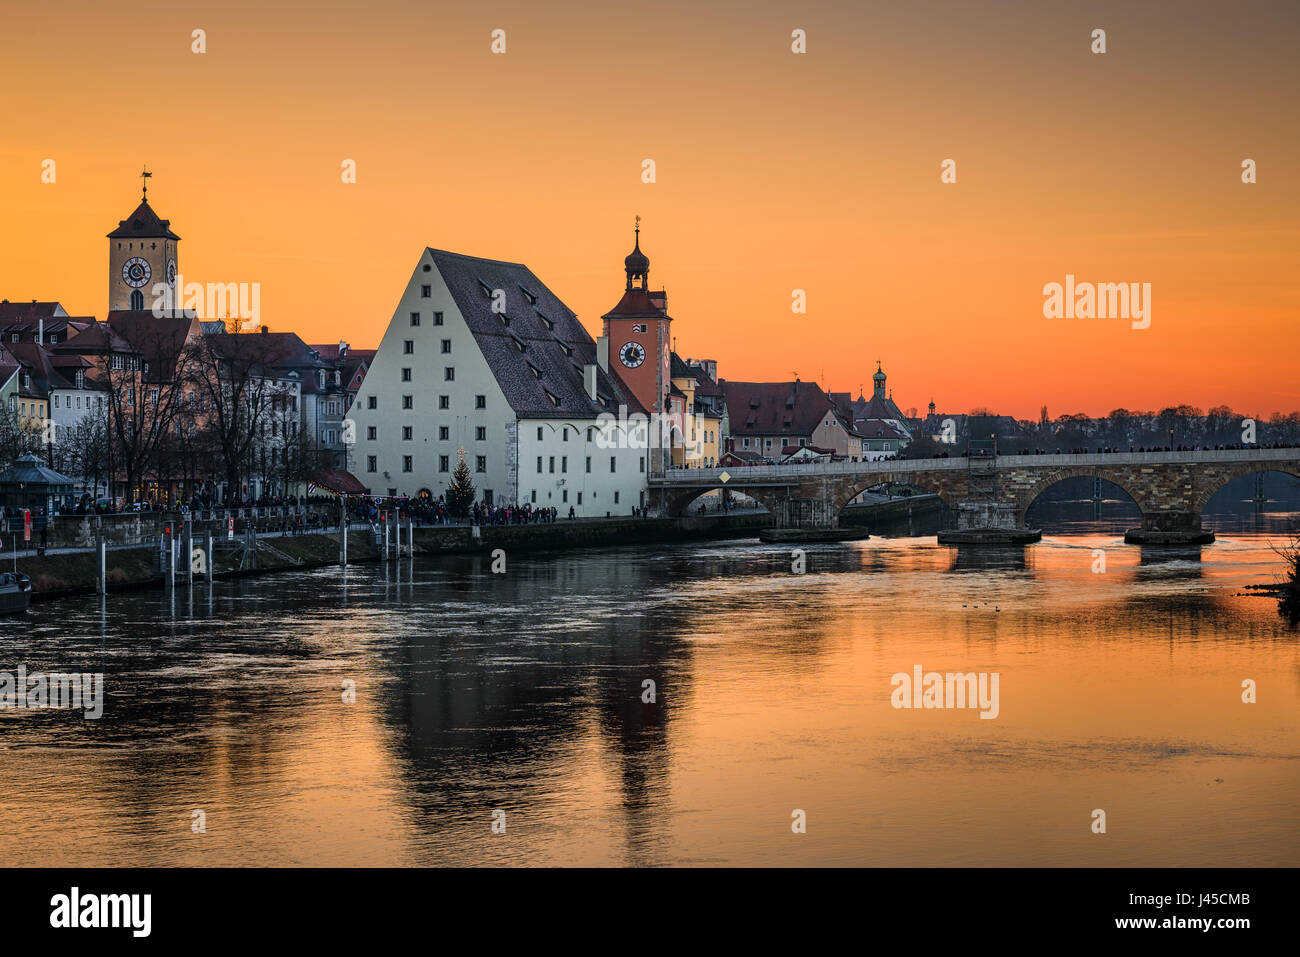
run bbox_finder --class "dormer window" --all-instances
[527,362,542,379]
[317,370,325,389]
[535,311,554,331]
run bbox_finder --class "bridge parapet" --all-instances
[650,447,1300,542]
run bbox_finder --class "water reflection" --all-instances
[0,513,1297,867]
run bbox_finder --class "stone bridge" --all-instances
[648,448,1300,544]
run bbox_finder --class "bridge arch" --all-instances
[1192,463,1300,513]
[1015,467,1151,519]
[662,485,772,517]
[829,472,965,518]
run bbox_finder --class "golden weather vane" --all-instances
[141,164,152,201]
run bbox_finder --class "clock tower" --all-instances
[601,220,672,418]
[107,167,180,312]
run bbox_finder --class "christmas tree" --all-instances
[446,447,476,517]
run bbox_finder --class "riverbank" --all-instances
[13,513,774,603]
[21,530,380,604]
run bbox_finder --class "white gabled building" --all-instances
[348,247,649,514]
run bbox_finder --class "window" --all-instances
[421,285,431,297]
[433,311,443,325]
[475,426,486,441]
[444,367,455,382]
[537,426,543,440]
[610,456,617,473]
[639,456,645,472]
[402,395,413,409]
[614,491,620,504]
[577,492,582,505]
[367,455,377,473]
[401,368,412,382]
[439,455,449,472]
[367,426,377,440]
[441,339,451,354]
[475,395,486,409]
[531,490,536,503]
[548,456,555,473]
[585,456,591,473]
[410,312,420,326]
[439,426,449,440]
[404,340,414,354]
[537,456,543,472]
[368,396,377,410]
[562,490,568,503]
[438,395,449,410]
[403,456,413,473]
[561,456,567,473]
[475,456,486,473]
[403,426,412,441]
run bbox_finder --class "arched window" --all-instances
[130,289,144,310]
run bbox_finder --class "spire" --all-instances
[624,215,650,290]
[141,165,152,203]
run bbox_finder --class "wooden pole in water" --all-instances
[165,527,174,591]
[96,534,106,595]
[339,498,348,567]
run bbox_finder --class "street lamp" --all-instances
[1169,427,1174,451]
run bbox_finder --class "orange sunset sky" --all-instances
[1,0,1297,419]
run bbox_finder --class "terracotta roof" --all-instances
[721,379,852,438]
[107,200,180,240]
[308,468,369,495]
[601,286,671,321]
[106,312,200,381]
[0,301,68,321]
[428,248,645,418]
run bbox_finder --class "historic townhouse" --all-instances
[348,245,651,514]
[722,378,863,462]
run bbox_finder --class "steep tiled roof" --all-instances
[601,286,671,321]
[722,379,852,438]
[107,200,181,240]
[0,301,68,321]
[429,248,645,418]
[106,312,200,381]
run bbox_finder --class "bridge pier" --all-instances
[936,501,1041,545]
[1124,510,1214,545]
[770,496,838,529]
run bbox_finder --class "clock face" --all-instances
[122,257,152,288]
[166,259,177,286]
[619,341,646,368]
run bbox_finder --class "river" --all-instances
[1,495,1297,866]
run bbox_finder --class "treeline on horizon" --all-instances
[914,404,1300,455]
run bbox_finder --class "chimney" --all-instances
[261,325,268,335]
[596,335,609,373]
[584,363,598,401]
[338,340,348,358]
[37,319,43,345]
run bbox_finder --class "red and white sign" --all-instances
[23,510,31,542]
[227,516,235,540]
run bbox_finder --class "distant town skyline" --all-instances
[3,0,1297,418]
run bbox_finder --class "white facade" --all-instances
[347,250,647,514]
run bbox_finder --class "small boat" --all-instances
[0,572,33,615]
